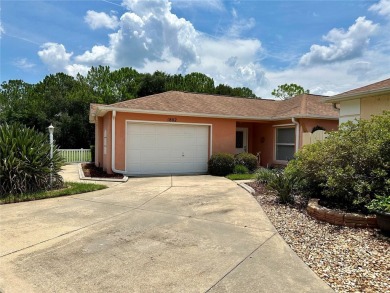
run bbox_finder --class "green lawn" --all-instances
[226,173,256,180]
[1,182,107,204]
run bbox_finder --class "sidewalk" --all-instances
[59,164,124,188]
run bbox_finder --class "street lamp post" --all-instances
[48,124,54,188]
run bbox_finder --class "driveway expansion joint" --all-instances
[204,232,278,292]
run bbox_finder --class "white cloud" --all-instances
[13,58,35,70]
[65,64,91,77]
[85,10,119,30]
[369,0,390,18]
[300,17,378,66]
[38,43,73,72]
[227,8,255,37]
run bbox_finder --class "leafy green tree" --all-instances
[183,72,215,93]
[137,71,167,97]
[271,83,309,100]
[0,80,35,125]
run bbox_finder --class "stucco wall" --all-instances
[111,112,237,172]
[360,93,390,120]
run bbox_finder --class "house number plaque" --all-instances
[168,118,177,122]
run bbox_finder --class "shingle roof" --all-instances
[326,78,390,102]
[90,91,338,122]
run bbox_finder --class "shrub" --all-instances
[233,164,249,174]
[366,195,390,213]
[285,111,390,212]
[266,169,297,204]
[235,152,258,171]
[0,123,64,197]
[208,153,234,176]
[255,167,275,184]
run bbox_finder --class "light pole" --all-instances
[48,124,54,188]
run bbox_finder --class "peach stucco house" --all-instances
[90,91,338,175]
[325,78,390,124]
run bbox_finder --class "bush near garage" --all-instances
[233,164,249,174]
[285,111,390,213]
[0,123,64,197]
[234,152,258,172]
[208,153,235,176]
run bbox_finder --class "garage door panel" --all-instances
[126,122,209,175]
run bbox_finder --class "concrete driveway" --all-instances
[0,176,332,293]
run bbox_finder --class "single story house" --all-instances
[325,78,390,124]
[90,91,338,176]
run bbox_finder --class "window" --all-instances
[275,127,295,161]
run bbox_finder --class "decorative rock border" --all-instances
[307,199,378,228]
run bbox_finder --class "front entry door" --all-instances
[236,128,248,154]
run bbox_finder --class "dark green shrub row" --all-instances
[0,123,64,197]
[208,152,258,176]
[285,111,390,213]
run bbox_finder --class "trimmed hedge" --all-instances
[208,153,235,176]
[235,152,258,171]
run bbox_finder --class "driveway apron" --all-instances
[0,175,333,293]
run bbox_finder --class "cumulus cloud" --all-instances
[35,0,263,95]
[369,0,390,18]
[85,10,119,30]
[300,17,378,66]
[38,43,73,72]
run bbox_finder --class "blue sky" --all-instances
[1,0,390,98]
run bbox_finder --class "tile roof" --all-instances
[91,91,338,122]
[327,78,390,101]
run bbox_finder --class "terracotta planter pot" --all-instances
[376,211,390,235]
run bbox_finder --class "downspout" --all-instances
[332,103,340,111]
[111,110,126,174]
[291,117,300,152]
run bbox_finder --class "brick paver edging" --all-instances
[307,199,378,228]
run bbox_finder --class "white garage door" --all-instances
[126,122,210,175]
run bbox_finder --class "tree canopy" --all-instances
[0,66,258,149]
[271,83,309,100]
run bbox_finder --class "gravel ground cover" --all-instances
[248,182,390,293]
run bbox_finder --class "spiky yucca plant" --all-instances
[0,123,64,197]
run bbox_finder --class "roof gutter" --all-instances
[292,117,300,152]
[111,110,126,175]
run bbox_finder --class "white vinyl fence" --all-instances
[59,149,92,163]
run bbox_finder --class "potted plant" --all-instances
[366,195,390,235]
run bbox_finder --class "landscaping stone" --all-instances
[249,182,390,293]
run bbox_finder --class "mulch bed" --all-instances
[248,182,390,293]
[81,163,124,179]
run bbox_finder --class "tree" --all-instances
[271,83,309,100]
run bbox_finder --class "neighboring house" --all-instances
[90,91,338,175]
[325,78,390,124]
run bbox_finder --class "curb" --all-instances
[78,163,129,183]
[238,183,255,194]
